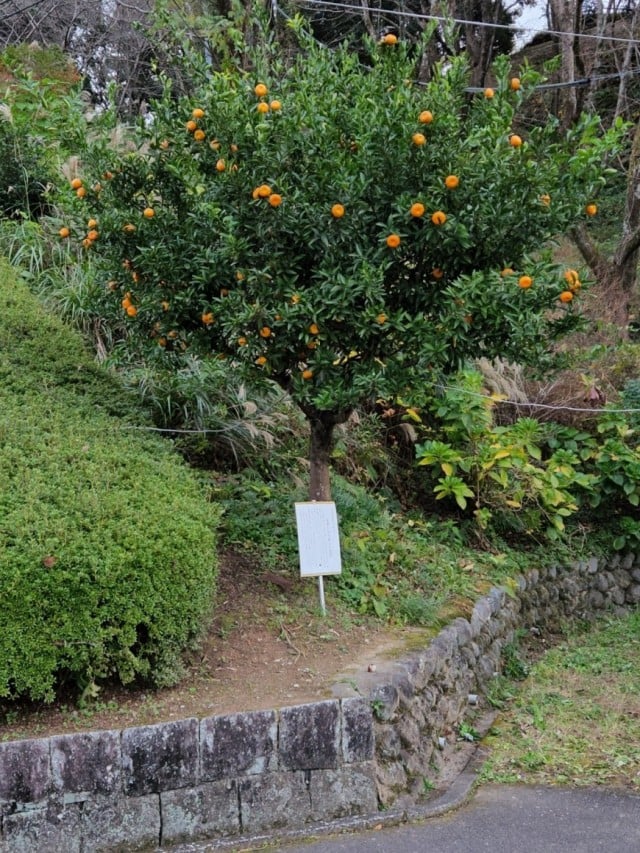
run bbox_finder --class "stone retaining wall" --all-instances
[1,553,639,851]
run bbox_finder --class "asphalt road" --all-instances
[276,785,640,853]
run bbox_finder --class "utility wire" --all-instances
[295,0,640,46]
[283,0,640,92]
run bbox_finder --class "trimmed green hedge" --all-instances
[0,260,220,701]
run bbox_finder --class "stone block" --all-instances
[375,725,402,760]
[488,588,506,614]
[51,730,121,797]
[238,771,311,832]
[627,584,640,603]
[341,697,374,763]
[81,793,160,851]
[122,717,198,796]
[611,587,626,606]
[309,763,378,821]
[0,738,51,805]
[470,598,492,637]
[200,710,277,781]
[2,803,81,853]
[613,569,632,589]
[621,552,635,570]
[430,626,459,659]
[451,617,473,648]
[161,780,239,844]
[279,701,340,770]
[369,683,399,723]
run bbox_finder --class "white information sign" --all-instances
[294,501,342,578]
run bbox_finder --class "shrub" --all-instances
[0,261,220,702]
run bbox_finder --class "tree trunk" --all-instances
[548,0,581,129]
[304,408,352,502]
[570,223,638,331]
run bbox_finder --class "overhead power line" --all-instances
[295,0,640,47]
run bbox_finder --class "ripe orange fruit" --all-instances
[412,132,427,146]
[376,313,387,324]
[193,129,206,142]
[143,207,155,219]
[331,203,345,218]
[59,226,70,238]
[518,275,533,289]
[186,120,197,132]
[309,323,319,335]
[167,330,178,339]
[76,187,87,198]
[123,223,136,233]
[238,337,248,346]
[302,368,314,380]
[270,100,282,111]
[501,267,515,277]
[220,288,229,297]
[126,304,137,317]
[82,237,92,249]
[103,171,114,180]
[510,77,521,91]
[70,178,83,189]
[256,184,271,198]
[585,203,598,216]
[386,233,401,248]
[564,269,579,286]
[87,229,99,241]
[484,87,494,99]
[431,268,444,279]
[290,293,301,304]
[257,102,269,114]
[444,175,459,189]
[192,107,205,119]
[540,194,551,206]
[254,83,268,97]
[268,193,282,207]
[559,290,574,303]
[201,312,214,325]
[259,326,272,338]
[236,271,245,281]
[158,337,167,348]
[87,218,98,228]
[410,202,425,218]
[418,110,433,124]
[509,134,523,147]
[161,300,170,311]
[210,139,221,151]
[383,33,398,45]
[256,355,267,366]
[431,210,447,226]
[216,159,226,172]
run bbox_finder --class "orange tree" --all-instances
[58,34,621,500]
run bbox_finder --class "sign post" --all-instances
[294,501,342,616]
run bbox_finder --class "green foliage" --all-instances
[214,466,543,622]
[416,372,595,538]
[55,34,621,425]
[0,262,220,702]
[416,370,640,546]
[0,118,52,220]
[0,45,87,159]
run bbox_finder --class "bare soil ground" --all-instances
[1,550,418,743]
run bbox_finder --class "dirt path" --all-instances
[1,551,423,742]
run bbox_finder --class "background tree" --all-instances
[516,0,640,327]
[57,24,619,499]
